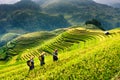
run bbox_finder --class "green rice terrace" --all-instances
[0,27,120,80]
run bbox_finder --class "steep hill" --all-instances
[0,24,108,61]
[37,0,120,30]
[0,28,67,60]
[1,0,120,35]
[0,31,58,61]
[0,33,20,47]
[0,25,101,61]
[0,27,120,79]
[110,3,120,8]
[0,0,40,19]
[0,0,70,35]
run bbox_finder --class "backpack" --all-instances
[27,60,31,66]
[53,55,58,61]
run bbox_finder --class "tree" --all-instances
[85,19,105,30]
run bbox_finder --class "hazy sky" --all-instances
[0,0,120,4]
[93,0,120,4]
[0,0,20,4]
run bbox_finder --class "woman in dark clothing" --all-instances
[30,57,34,70]
[53,49,58,61]
[26,57,35,77]
[39,52,45,66]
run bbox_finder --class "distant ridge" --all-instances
[0,0,70,34]
[34,0,120,30]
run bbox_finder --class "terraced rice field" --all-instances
[0,28,120,80]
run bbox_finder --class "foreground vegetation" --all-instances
[0,27,120,80]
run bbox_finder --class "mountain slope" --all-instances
[0,25,106,61]
[40,0,93,13]
[0,27,120,79]
[0,0,40,20]
[0,28,67,61]
[4,10,70,31]
[1,0,120,34]
[37,0,120,30]
[0,0,70,35]
[110,3,120,8]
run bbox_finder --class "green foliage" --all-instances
[0,28,120,80]
[85,19,103,29]
[0,31,56,60]
[0,10,70,33]
[42,0,120,30]
[0,0,70,34]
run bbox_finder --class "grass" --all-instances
[0,31,57,63]
[0,27,120,80]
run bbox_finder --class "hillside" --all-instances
[0,27,120,79]
[37,0,120,30]
[0,0,40,19]
[0,0,120,79]
[0,0,70,35]
[1,0,120,36]
[110,3,120,8]
[0,25,100,61]
[0,31,58,61]
[0,28,68,60]
[0,33,20,47]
